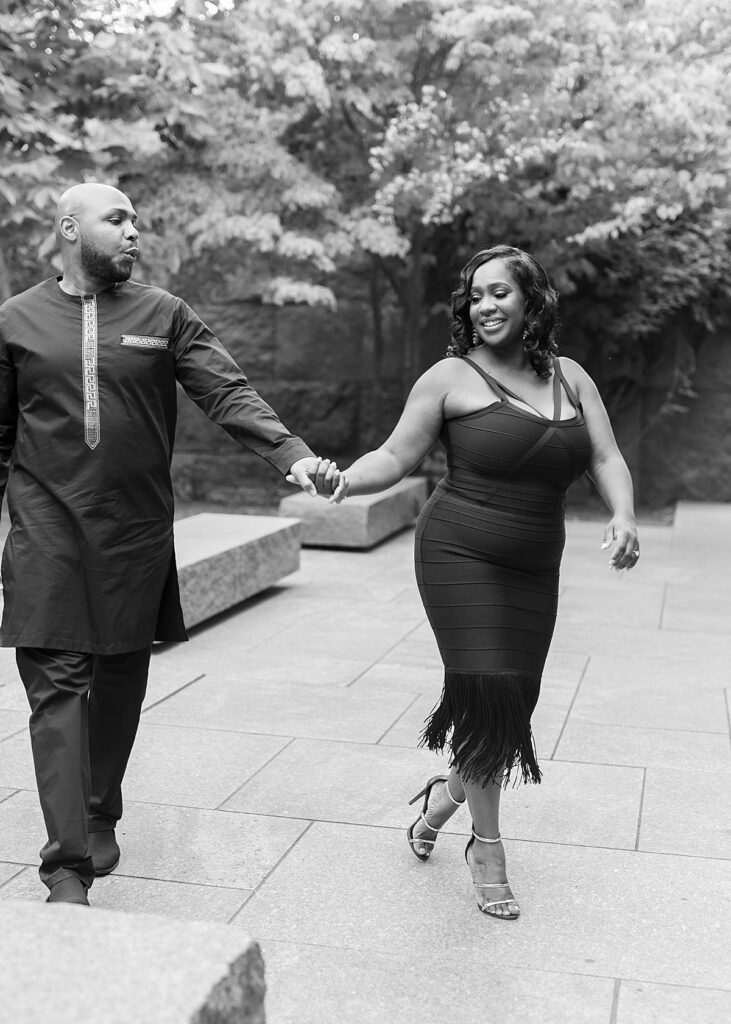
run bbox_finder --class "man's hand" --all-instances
[287,457,341,498]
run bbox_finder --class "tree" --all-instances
[3,0,730,410]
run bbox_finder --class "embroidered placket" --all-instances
[81,295,100,449]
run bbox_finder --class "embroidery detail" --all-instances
[82,295,100,450]
[121,335,170,350]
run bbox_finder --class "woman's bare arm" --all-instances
[561,357,640,570]
[335,363,450,498]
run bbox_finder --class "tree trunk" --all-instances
[0,247,13,302]
[402,223,425,400]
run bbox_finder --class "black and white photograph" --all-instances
[0,1,729,1021]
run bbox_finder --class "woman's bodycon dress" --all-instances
[416,357,592,785]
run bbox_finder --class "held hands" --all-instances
[601,516,640,572]
[287,457,349,502]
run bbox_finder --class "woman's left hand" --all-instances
[601,516,640,571]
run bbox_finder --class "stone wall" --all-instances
[172,296,731,509]
[637,326,731,505]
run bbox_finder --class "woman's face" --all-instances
[468,258,525,350]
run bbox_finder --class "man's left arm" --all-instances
[170,298,330,494]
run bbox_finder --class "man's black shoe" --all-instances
[88,828,120,876]
[46,876,90,906]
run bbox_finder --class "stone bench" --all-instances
[0,901,265,1023]
[175,512,301,628]
[277,477,429,549]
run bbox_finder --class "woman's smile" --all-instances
[469,259,525,346]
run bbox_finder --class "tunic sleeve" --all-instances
[0,310,18,512]
[170,298,315,475]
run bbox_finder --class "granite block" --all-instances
[0,729,34,791]
[221,739,445,826]
[261,939,616,1024]
[554,719,731,771]
[278,477,428,548]
[569,655,727,732]
[234,821,731,988]
[222,739,643,849]
[0,677,27,712]
[144,674,415,744]
[617,980,731,1023]
[175,513,301,627]
[120,724,291,809]
[550,620,731,662]
[0,861,24,887]
[0,900,265,1024]
[376,692,444,748]
[557,580,665,628]
[662,581,731,633]
[109,801,310,888]
[672,500,731,539]
[639,767,731,858]
[0,790,54,867]
[0,709,26,739]
[0,789,308,888]
[0,867,250,923]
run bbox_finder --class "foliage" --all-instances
[2,0,730,403]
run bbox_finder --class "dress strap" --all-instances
[461,357,510,400]
[552,369,562,420]
[552,358,583,413]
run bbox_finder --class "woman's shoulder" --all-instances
[556,355,592,386]
[417,356,473,386]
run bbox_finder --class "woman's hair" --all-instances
[448,245,560,378]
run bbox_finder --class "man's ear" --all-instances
[58,215,78,243]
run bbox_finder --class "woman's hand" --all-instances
[286,458,349,502]
[601,516,640,571]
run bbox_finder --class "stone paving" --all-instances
[0,501,730,1023]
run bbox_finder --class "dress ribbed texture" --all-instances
[416,358,592,785]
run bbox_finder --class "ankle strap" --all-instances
[472,828,502,844]
[445,780,465,806]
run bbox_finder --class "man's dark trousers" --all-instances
[16,646,151,890]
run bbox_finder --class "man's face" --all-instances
[76,198,140,283]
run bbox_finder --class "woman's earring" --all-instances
[522,327,529,343]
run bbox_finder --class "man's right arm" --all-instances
[0,314,18,512]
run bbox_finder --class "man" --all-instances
[0,182,335,905]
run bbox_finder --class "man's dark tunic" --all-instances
[0,278,314,654]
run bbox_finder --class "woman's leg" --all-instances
[463,777,519,918]
[409,767,465,856]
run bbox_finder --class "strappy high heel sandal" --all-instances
[464,829,520,920]
[406,774,464,862]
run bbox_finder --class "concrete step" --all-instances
[277,477,428,549]
[175,513,301,628]
[0,900,265,1023]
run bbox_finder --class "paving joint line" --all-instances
[374,691,424,745]
[0,865,27,889]
[227,819,316,922]
[549,653,590,759]
[609,979,622,1023]
[345,618,428,689]
[141,673,206,713]
[214,736,297,810]
[0,726,27,742]
[634,767,647,851]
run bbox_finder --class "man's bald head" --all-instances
[55,182,140,289]
[55,183,134,235]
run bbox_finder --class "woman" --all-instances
[311,245,639,920]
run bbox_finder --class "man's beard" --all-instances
[79,237,132,283]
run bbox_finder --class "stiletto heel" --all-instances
[465,828,520,920]
[406,774,465,862]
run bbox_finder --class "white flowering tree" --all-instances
[4,0,730,404]
[173,0,730,395]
